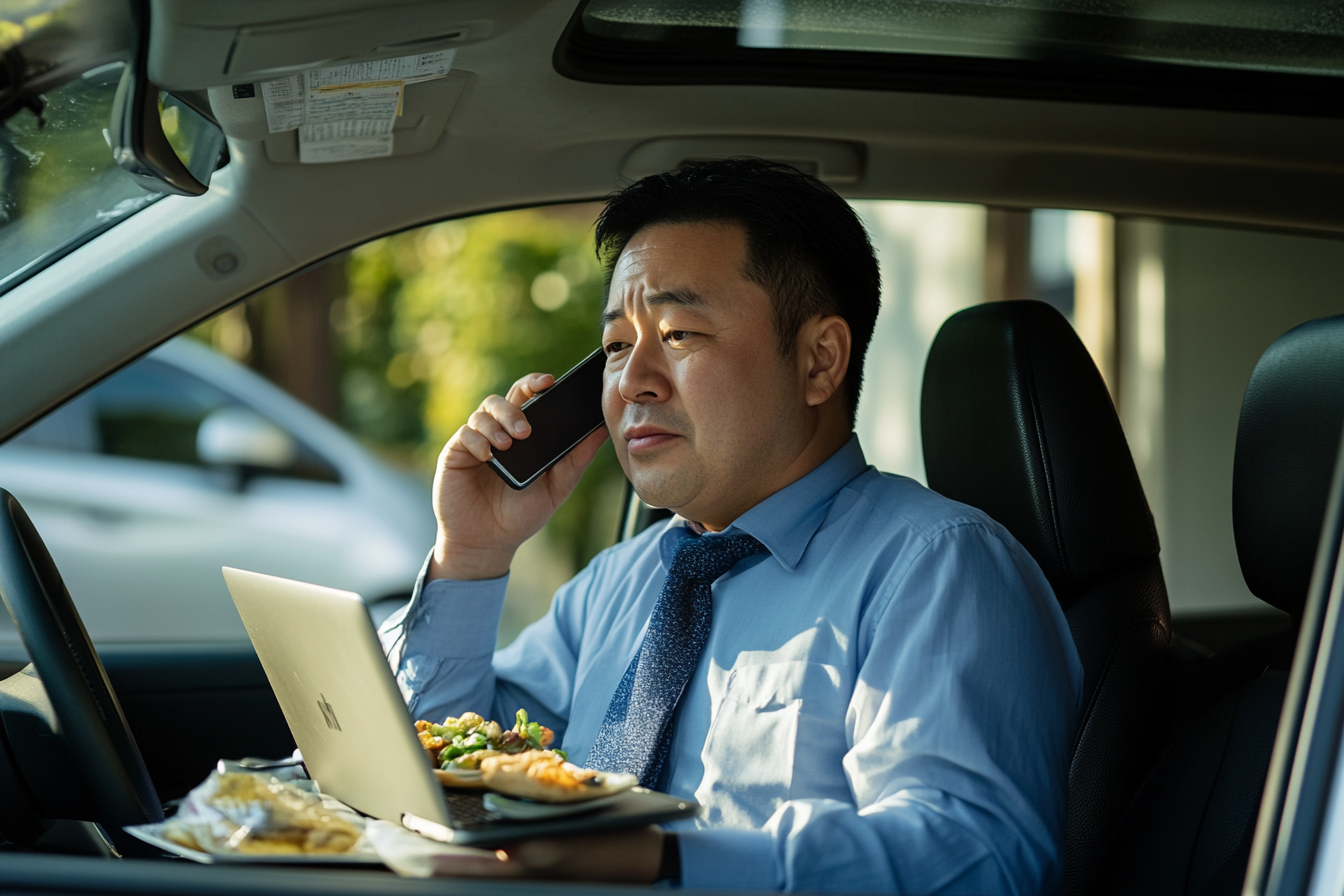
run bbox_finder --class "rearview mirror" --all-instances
[197,408,296,471]
[109,59,225,196]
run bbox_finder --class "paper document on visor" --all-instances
[305,51,455,88]
[305,83,401,125]
[298,82,400,164]
[259,50,456,164]
[260,76,305,133]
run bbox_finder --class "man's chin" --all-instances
[628,459,700,512]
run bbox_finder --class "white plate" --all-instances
[482,788,635,820]
[124,823,384,865]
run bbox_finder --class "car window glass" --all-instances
[8,201,1339,655]
[8,391,98,451]
[5,356,342,484]
[581,0,1344,75]
[187,201,1118,647]
[565,0,1342,115]
[0,62,162,295]
[190,205,628,647]
[90,358,342,483]
[92,359,234,465]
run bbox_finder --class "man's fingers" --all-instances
[506,372,554,406]
[469,409,512,450]
[446,424,495,466]
[483,394,531,438]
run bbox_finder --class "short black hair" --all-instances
[594,158,881,421]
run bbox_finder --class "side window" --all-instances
[9,199,1335,654]
[851,203,1116,485]
[189,204,627,645]
[8,393,99,452]
[91,360,234,465]
[8,358,341,484]
[852,200,1344,640]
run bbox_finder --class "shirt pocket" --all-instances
[695,661,845,829]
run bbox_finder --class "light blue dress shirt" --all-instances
[380,437,1083,893]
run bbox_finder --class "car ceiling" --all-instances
[0,0,1341,441]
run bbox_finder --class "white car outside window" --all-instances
[0,337,434,651]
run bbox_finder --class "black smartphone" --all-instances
[486,348,607,490]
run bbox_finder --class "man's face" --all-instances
[600,221,815,526]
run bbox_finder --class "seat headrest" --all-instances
[1233,315,1344,618]
[921,301,1159,607]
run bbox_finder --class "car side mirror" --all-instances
[197,408,296,489]
[109,58,225,196]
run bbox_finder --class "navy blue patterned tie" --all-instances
[586,531,766,788]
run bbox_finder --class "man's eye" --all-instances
[604,341,630,355]
[665,330,693,342]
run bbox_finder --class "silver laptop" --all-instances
[222,566,696,845]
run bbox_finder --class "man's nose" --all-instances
[618,332,671,403]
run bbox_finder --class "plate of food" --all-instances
[126,770,381,864]
[482,788,635,820]
[480,750,638,804]
[414,709,637,806]
[125,823,384,865]
[416,709,559,790]
[432,767,484,788]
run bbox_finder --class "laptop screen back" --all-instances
[223,567,450,827]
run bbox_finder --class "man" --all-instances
[380,159,1083,892]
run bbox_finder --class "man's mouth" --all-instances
[624,426,679,453]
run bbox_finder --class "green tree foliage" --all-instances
[337,204,625,572]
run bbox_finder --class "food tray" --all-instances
[124,823,384,865]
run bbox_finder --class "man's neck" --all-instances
[696,425,853,532]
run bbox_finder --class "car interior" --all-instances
[921,300,1176,894]
[1,1,1343,894]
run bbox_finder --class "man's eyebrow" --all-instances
[599,288,706,328]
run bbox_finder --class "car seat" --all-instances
[1088,314,1344,896]
[920,300,1174,895]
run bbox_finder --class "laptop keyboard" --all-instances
[443,792,507,830]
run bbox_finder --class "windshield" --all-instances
[0,60,160,292]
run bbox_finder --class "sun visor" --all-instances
[263,72,470,161]
[207,54,470,159]
[148,0,542,90]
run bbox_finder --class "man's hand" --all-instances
[445,826,666,883]
[430,372,609,581]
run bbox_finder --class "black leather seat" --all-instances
[1233,316,1344,636]
[1090,314,1344,896]
[920,300,1173,895]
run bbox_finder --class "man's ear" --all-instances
[799,315,852,409]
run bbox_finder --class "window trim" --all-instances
[553,1,1344,120]
[0,205,153,297]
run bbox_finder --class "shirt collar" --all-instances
[658,434,871,572]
